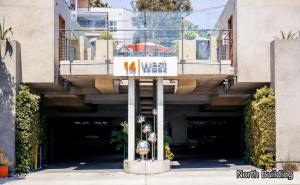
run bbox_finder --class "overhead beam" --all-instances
[210,95,246,106]
[84,94,211,105]
[176,79,197,95]
[95,78,119,94]
[44,96,84,107]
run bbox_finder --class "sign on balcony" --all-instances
[113,57,177,77]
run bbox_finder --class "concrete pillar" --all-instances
[0,41,21,172]
[157,77,164,160]
[127,77,135,161]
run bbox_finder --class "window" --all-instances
[59,16,66,61]
[109,20,117,32]
[77,15,106,28]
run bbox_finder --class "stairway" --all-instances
[138,79,155,117]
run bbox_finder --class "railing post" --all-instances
[106,13,110,74]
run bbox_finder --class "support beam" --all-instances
[128,77,135,161]
[43,96,84,107]
[95,78,118,94]
[176,79,197,94]
[210,95,245,106]
[157,77,164,160]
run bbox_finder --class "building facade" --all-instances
[0,0,300,172]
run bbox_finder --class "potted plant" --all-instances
[0,148,12,178]
[0,17,13,59]
[176,30,197,60]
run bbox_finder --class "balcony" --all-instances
[59,12,233,77]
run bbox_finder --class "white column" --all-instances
[157,77,164,160]
[128,77,135,161]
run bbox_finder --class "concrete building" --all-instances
[0,0,300,173]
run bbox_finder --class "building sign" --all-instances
[113,57,177,77]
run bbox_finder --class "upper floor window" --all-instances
[109,21,117,32]
[77,14,107,28]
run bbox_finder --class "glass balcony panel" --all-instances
[61,12,232,62]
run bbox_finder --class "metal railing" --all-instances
[59,29,232,63]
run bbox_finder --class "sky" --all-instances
[104,0,229,29]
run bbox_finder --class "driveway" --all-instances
[1,155,299,185]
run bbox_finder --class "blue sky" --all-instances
[105,0,228,28]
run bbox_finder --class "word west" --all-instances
[124,60,167,75]
[141,61,167,74]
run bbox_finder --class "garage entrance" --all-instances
[48,117,124,163]
[184,116,243,157]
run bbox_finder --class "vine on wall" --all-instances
[244,86,276,169]
[15,85,44,173]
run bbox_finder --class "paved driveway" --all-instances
[1,169,300,185]
[1,155,299,185]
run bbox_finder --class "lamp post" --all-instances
[151,108,158,160]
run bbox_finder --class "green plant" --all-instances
[134,0,192,12]
[111,122,175,160]
[99,31,113,40]
[164,133,174,160]
[0,17,13,58]
[111,121,128,151]
[276,30,298,40]
[16,85,44,173]
[0,148,11,166]
[183,30,197,40]
[244,86,276,169]
[89,0,108,7]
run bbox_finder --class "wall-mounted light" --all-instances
[223,79,229,91]
[152,108,158,116]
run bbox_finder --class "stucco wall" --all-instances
[216,0,300,83]
[271,40,300,167]
[215,0,237,72]
[0,0,71,84]
[0,0,55,83]
[236,0,300,83]
[54,0,72,81]
[0,41,21,171]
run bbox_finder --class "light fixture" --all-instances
[137,115,145,124]
[142,123,152,134]
[223,79,229,91]
[152,108,158,116]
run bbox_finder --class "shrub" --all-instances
[15,85,44,173]
[244,86,276,169]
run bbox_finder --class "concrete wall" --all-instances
[271,40,300,168]
[0,0,55,83]
[0,0,71,84]
[216,0,300,83]
[215,0,237,71]
[0,41,21,171]
[236,0,300,83]
[54,0,72,82]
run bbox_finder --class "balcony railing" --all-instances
[59,29,232,62]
